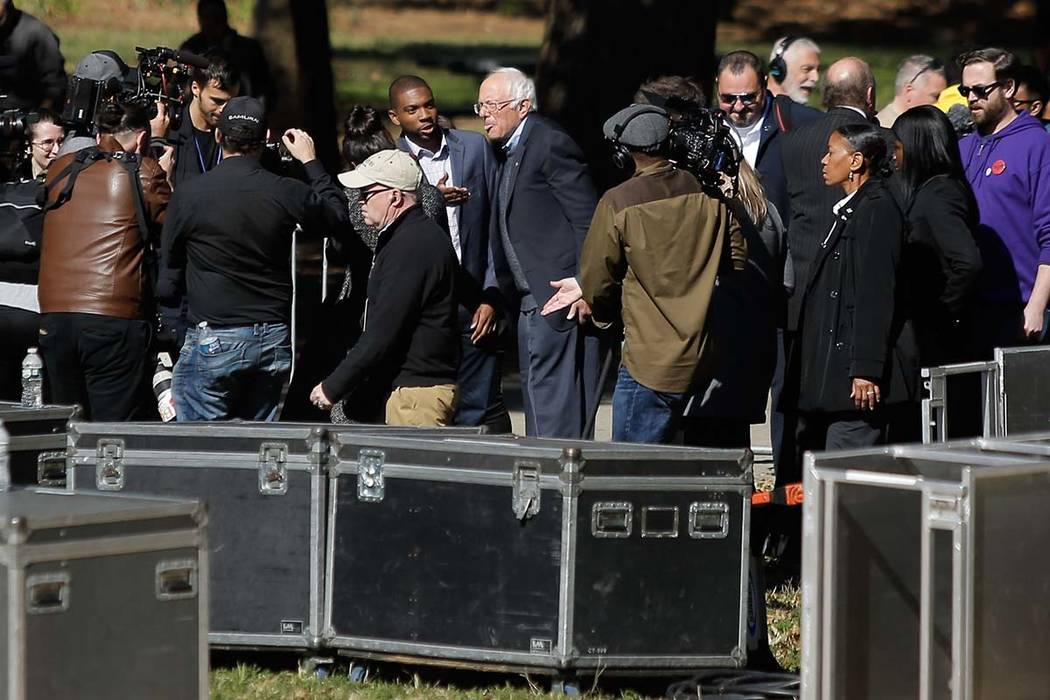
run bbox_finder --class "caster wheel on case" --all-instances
[551,678,581,696]
[301,655,333,679]
[348,662,371,684]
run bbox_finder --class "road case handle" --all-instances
[591,502,633,538]
[36,451,67,487]
[155,559,198,601]
[688,502,730,539]
[27,572,71,614]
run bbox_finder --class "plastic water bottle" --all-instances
[21,347,44,408]
[197,321,219,355]
[152,352,176,422]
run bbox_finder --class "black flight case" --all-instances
[65,421,480,653]
[323,433,753,678]
[0,488,208,700]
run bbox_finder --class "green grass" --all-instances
[210,664,660,699]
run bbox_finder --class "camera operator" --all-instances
[161,96,348,421]
[36,97,170,420]
[168,50,240,189]
[0,0,65,111]
[541,104,745,444]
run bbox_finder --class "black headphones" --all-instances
[768,36,798,84]
[609,106,668,171]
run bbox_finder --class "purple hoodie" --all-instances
[960,112,1050,304]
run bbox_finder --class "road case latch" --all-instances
[258,443,289,496]
[96,439,125,491]
[513,461,542,521]
[357,449,385,502]
[37,451,67,487]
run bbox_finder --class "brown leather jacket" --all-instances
[38,135,170,319]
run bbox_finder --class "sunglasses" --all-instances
[958,82,1002,100]
[360,187,391,204]
[719,92,759,106]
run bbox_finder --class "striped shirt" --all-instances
[406,134,460,261]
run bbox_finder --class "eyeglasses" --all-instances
[473,99,522,116]
[1012,97,1039,107]
[360,187,391,204]
[958,82,1002,100]
[906,58,944,87]
[31,138,63,151]
[719,92,759,107]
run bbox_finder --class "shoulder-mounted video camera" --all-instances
[665,99,741,191]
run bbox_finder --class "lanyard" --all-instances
[193,132,222,173]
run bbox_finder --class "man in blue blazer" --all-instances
[476,67,601,438]
[389,75,511,432]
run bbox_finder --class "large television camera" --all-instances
[0,107,43,181]
[62,46,207,136]
[666,102,741,192]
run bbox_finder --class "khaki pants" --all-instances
[385,384,458,427]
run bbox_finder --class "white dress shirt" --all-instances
[406,133,461,261]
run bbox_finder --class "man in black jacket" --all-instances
[0,0,65,111]
[162,96,348,421]
[478,67,601,439]
[310,150,460,426]
[716,50,820,224]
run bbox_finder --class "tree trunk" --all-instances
[535,0,719,189]
[253,0,340,172]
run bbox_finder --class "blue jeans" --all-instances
[612,366,687,444]
[173,322,292,421]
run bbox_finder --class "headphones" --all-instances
[609,106,668,171]
[768,36,798,84]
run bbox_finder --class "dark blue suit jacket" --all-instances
[753,93,822,228]
[399,128,499,320]
[491,115,598,331]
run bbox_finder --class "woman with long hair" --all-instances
[790,123,919,450]
[682,160,790,447]
[893,105,982,365]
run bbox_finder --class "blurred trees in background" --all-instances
[535,0,719,189]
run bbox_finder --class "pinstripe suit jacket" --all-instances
[780,107,871,330]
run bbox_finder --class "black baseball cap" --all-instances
[217,96,266,140]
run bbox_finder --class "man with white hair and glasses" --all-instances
[877,55,948,127]
[475,67,601,438]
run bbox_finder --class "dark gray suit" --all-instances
[491,115,600,438]
[398,128,509,430]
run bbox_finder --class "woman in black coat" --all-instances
[894,105,982,366]
[791,123,919,451]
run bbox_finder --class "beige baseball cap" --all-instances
[337,149,421,191]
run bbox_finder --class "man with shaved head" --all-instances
[774,57,881,486]
[387,75,511,432]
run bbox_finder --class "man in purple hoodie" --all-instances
[959,48,1050,357]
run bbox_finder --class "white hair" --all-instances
[486,67,538,112]
[894,54,944,95]
[769,36,821,63]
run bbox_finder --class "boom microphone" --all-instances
[174,51,211,70]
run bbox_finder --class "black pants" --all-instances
[679,417,751,448]
[797,409,887,455]
[0,304,40,402]
[38,312,151,421]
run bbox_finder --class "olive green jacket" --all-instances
[580,160,746,393]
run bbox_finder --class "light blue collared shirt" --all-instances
[503,115,530,156]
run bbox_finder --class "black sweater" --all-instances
[322,205,459,401]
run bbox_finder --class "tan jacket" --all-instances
[38,135,170,319]
[580,160,745,393]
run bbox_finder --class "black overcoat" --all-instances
[793,178,920,413]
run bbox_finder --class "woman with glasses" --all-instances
[789,123,918,450]
[0,112,62,400]
[22,109,64,181]
[894,105,982,365]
